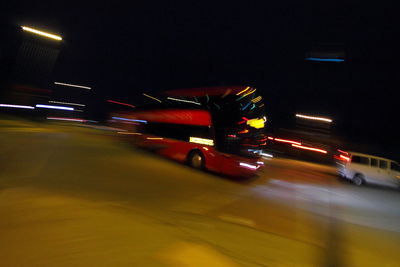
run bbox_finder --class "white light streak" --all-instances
[239,162,259,170]
[54,82,91,90]
[36,104,74,111]
[0,104,35,109]
[167,97,201,105]
[49,101,85,107]
[189,137,214,146]
[21,26,62,41]
[296,114,332,123]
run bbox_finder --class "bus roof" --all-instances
[165,86,253,97]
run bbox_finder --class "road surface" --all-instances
[1,117,400,266]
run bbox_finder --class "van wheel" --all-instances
[352,173,364,186]
[188,150,205,170]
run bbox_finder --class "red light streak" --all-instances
[238,129,249,134]
[267,137,274,140]
[107,100,135,108]
[242,117,249,121]
[274,138,301,145]
[339,154,350,162]
[337,149,349,155]
[292,144,327,154]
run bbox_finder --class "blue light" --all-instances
[112,117,147,123]
[305,57,345,62]
[241,102,252,110]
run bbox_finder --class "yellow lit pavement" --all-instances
[1,118,400,266]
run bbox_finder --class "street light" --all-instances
[21,26,62,41]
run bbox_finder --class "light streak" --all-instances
[146,137,164,140]
[189,137,214,146]
[239,162,259,170]
[339,154,350,162]
[54,82,91,90]
[292,144,328,154]
[0,104,35,109]
[261,153,273,158]
[236,86,250,95]
[251,96,262,103]
[238,129,249,134]
[117,132,142,135]
[305,57,344,62]
[203,147,209,151]
[337,149,349,155]
[111,117,147,123]
[36,104,74,111]
[274,138,301,145]
[296,114,332,123]
[47,117,86,122]
[167,97,201,105]
[49,101,85,107]
[143,93,162,103]
[21,26,62,41]
[107,100,135,108]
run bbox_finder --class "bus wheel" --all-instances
[188,151,205,169]
[352,173,364,186]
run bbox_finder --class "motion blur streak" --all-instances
[251,96,262,103]
[295,114,333,123]
[189,137,214,146]
[21,26,62,40]
[203,147,209,151]
[235,86,250,95]
[305,57,345,62]
[238,129,249,134]
[292,144,328,154]
[111,117,147,123]
[242,88,257,97]
[339,154,351,162]
[49,101,85,107]
[117,132,142,135]
[167,97,201,105]
[146,137,163,140]
[106,100,135,108]
[337,149,349,155]
[47,117,86,122]
[143,93,162,103]
[0,104,35,109]
[239,162,259,170]
[36,104,74,111]
[274,138,301,145]
[54,82,91,90]
[261,152,273,158]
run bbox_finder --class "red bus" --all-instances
[110,86,266,177]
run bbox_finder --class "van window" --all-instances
[352,156,369,165]
[379,160,388,169]
[390,162,400,172]
[370,158,378,167]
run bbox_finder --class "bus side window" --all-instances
[379,160,388,169]
[370,158,378,167]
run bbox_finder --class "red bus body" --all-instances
[110,86,265,177]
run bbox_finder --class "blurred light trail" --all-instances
[106,100,135,108]
[274,138,301,145]
[339,154,351,162]
[167,97,201,105]
[261,152,273,158]
[0,104,35,109]
[146,137,164,140]
[189,137,214,146]
[49,101,85,107]
[47,117,86,122]
[257,161,264,165]
[267,137,274,140]
[36,104,74,111]
[292,144,328,154]
[238,129,249,134]
[21,26,62,41]
[117,132,142,135]
[296,114,332,123]
[337,149,349,155]
[54,82,91,90]
[74,109,84,112]
[305,57,344,62]
[251,96,262,103]
[111,117,147,124]
[236,86,250,95]
[239,162,259,170]
[203,147,209,151]
[143,93,162,103]
[242,88,256,97]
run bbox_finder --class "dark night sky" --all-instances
[2,2,399,145]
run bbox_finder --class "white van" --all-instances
[336,151,400,187]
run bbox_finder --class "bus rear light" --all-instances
[189,137,214,146]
